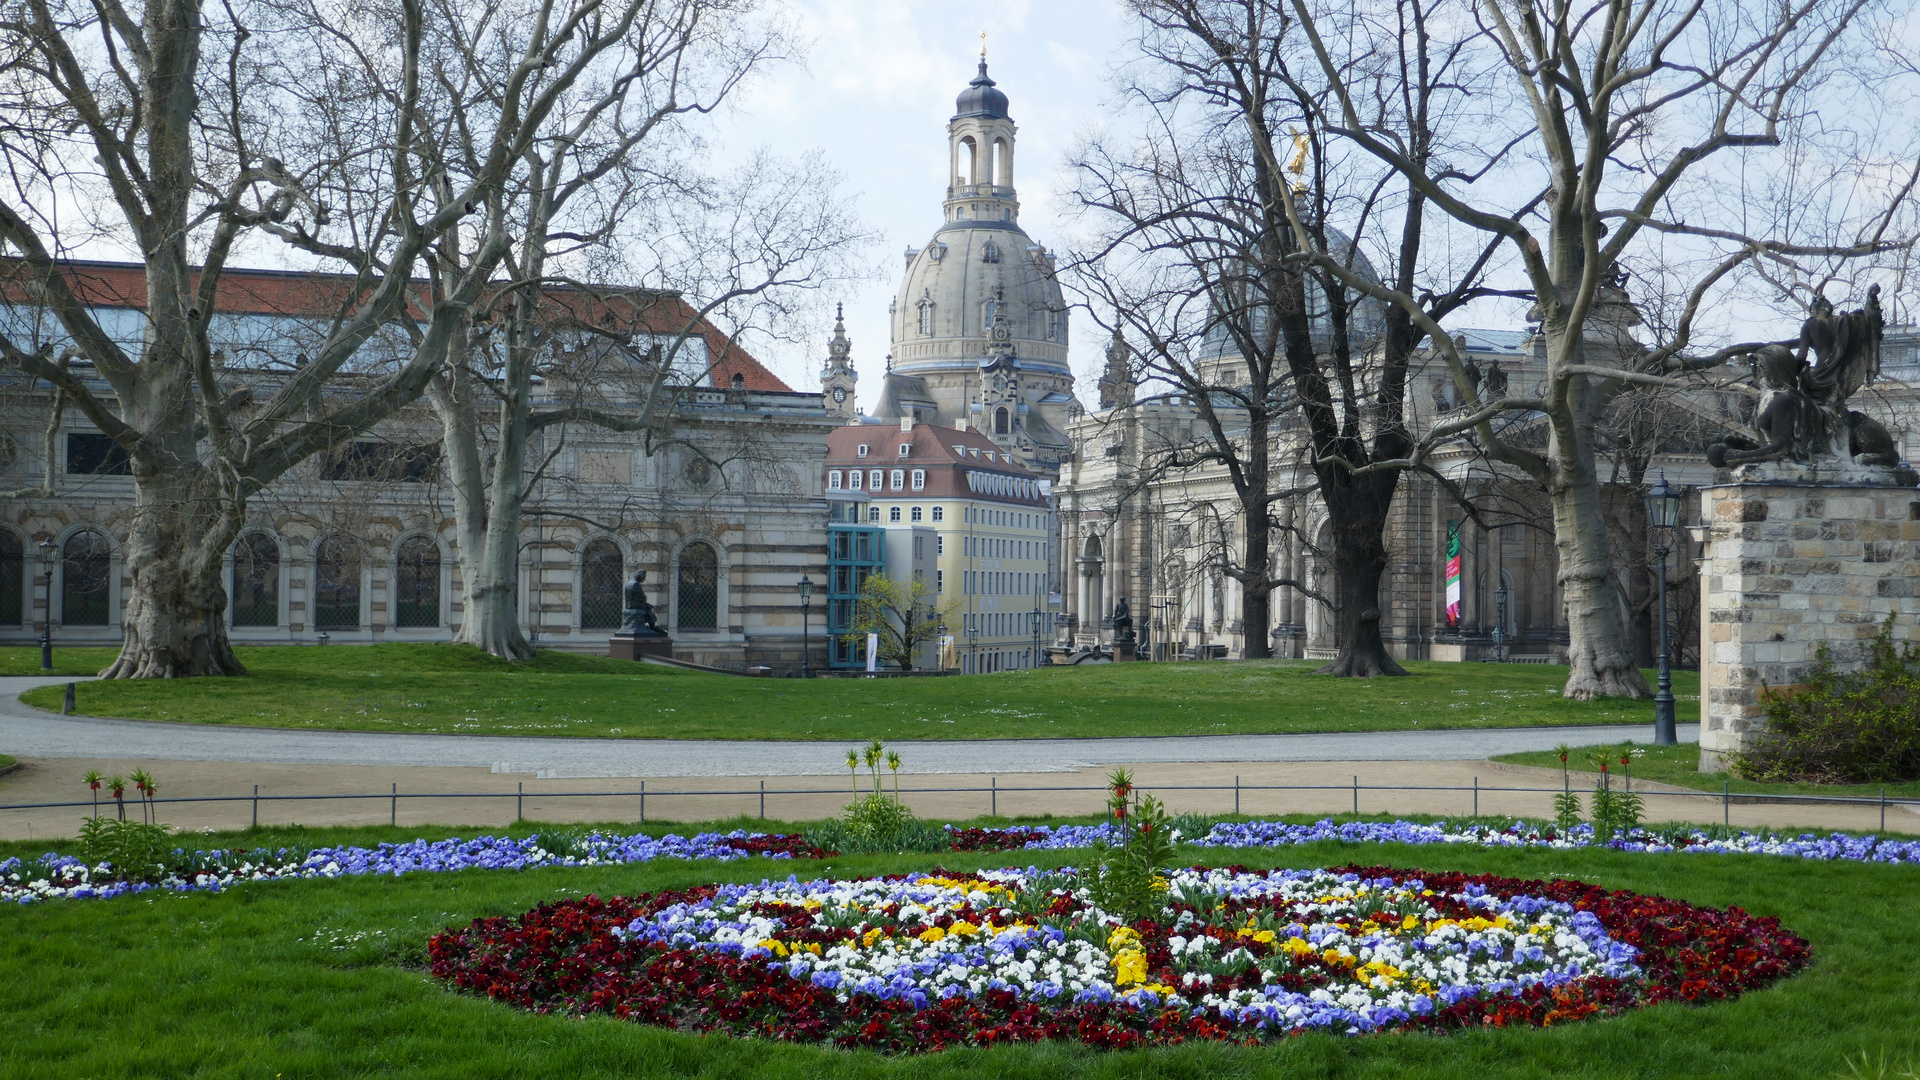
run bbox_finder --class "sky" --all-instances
[706,0,1136,407]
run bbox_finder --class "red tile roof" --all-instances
[0,259,791,392]
[826,421,1044,505]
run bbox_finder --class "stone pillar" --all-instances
[1699,482,1920,771]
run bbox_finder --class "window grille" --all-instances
[676,542,719,630]
[231,533,279,627]
[61,530,111,625]
[314,537,362,629]
[394,537,441,628]
[579,539,624,629]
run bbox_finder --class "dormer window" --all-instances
[848,470,862,490]
[917,294,934,335]
[857,444,870,457]
[898,443,911,457]
[953,445,966,457]
[828,470,843,490]
[981,241,1000,263]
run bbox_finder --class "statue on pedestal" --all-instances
[1111,596,1136,644]
[1707,286,1909,480]
[621,569,666,637]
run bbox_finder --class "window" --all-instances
[314,536,361,629]
[395,537,441,628]
[60,530,111,625]
[676,542,719,630]
[855,532,872,561]
[910,506,923,522]
[580,539,624,629]
[869,470,882,490]
[918,296,934,335]
[66,433,130,475]
[995,407,1010,434]
[828,470,843,490]
[937,569,944,592]
[831,533,850,560]
[231,533,279,627]
[0,531,20,624]
[953,445,966,457]
[911,469,925,490]
[890,469,904,490]
[931,506,944,522]
[857,444,870,457]
[848,470,862,490]
[868,505,881,522]
[898,443,911,457]
[321,442,439,482]
[889,506,902,522]
[982,241,1000,263]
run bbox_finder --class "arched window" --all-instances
[61,530,111,626]
[231,533,280,627]
[580,539,624,629]
[676,542,718,630]
[995,407,1010,434]
[981,241,1000,264]
[314,536,361,630]
[394,536,440,628]
[917,295,934,336]
[0,531,20,625]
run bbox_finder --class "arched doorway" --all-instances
[231,533,280,627]
[314,536,361,630]
[676,542,718,630]
[61,530,111,626]
[394,537,440,628]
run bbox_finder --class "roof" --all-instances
[954,60,1010,119]
[1444,327,1534,358]
[825,421,1045,507]
[0,259,790,392]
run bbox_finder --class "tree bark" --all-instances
[436,327,536,662]
[99,467,247,679]
[1550,466,1650,699]
[1313,472,1408,678]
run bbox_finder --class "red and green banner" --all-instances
[1444,524,1463,624]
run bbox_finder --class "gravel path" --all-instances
[1,675,1695,778]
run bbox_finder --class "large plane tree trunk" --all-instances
[1314,469,1408,678]
[99,454,246,679]
[433,337,536,662]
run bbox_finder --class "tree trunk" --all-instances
[1239,496,1273,659]
[432,337,535,662]
[1550,467,1650,700]
[1314,486,1408,678]
[100,469,246,678]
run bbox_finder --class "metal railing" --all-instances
[4,776,1912,834]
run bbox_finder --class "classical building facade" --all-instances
[0,262,836,670]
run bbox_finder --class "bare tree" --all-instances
[1069,0,1502,674]
[843,570,957,671]
[0,0,693,676]
[1281,0,1919,696]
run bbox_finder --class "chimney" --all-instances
[900,416,914,432]
[955,419,968,432]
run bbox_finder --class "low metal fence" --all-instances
[3,776,1911,834]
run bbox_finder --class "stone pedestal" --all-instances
[1112,641,1137,662]
[1699,481,1920,770]
[608,634,674,662]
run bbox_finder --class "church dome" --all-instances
[890,224,1069,376]
[954,60,1010,119]
[1200,225,1388,359]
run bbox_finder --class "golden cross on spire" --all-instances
[980,30,988,59]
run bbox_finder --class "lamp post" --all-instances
[1029,592,1043,669]
[1492,584,1508,663]
[38,540,57,671]
[798,574,814,678]
[1644,474,1685,745]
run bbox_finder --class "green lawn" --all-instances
[4,643,1695,742]
[0,645,120,676]
[1493,742,1920,801]
[0,753,13,772]
[0,815,1913,1078]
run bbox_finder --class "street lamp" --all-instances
[798,574,814,678]
[1644,473,1685,746]
[38,539,57,671]
[1492,584,1509,663]
[1029,592,1043,669]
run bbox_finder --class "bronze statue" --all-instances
[1708,287,1904,473]
[622,569,663,636]
[1111,596,1136,644]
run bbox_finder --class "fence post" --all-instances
[1473,776,1479,819]
[252,784,258,830]
[640,780,646,824]
[1881,786,1887,834]
[1234,775,1240,817]
[517,782,523,823]
[991,776,997,819]
[391,782,397,827]
[759,779,765,820]
[1352,775,1359,817]
[1722,779,1729,827]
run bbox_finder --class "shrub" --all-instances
[1733,620,1920,785]
[804,739,947,854]
[1080,792,1177,921]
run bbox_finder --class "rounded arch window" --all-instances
[995,407,1010,434]
[580,539,625,630]
[61,530,111,626]
[231,533,280,627]
[676,542,719,631]
[394,536,441,628]
[0,530,21,625]
[314,536,362,630]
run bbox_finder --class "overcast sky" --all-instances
[708,0,1135,405]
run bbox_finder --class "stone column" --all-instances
[1699,481,1920,770]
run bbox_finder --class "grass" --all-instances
[0,645,119,677]
[4,643,1696,742]
[0,753,13,772]
[1492,742,1920,800]
[0,813,1915,1079]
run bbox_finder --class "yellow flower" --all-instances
[1402,914,1421,931]
[759,938,789,957]
[1111,947,1149,985]
[861,927,886,947]
[1281,936,1315,958]
[918,926,947,944]
[807,942,823,956]
[947,920,980,937]
[1357,960,1404,987]
[1236,926,1276,945]
[1322,949,1355,968]
[1108,926,1141,951]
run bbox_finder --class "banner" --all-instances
[865,632,879,673]
[1444,523,1462,624]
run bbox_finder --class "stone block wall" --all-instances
[1698,483,1920,770]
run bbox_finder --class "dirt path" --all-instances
[3,755,1910,840]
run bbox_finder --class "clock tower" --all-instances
[820,303,858,421]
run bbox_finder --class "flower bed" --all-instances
[428,865,1807,1051]
[0,830,820,904]
[7,816,1915,906]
